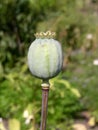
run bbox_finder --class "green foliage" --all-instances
[0,0,58,45]
[0,60,39,118]
[65,48,98,122]
[37,0,97,51]
[0,58,82,129]
[47,76,82,127]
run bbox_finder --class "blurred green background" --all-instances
[0,0,98,130]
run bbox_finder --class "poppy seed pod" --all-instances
[27,31,63,80]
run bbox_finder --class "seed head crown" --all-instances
[34,31,56,39]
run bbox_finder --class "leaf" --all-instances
[57,79,71,89]
[21,64,28,73]
[51,79,81,97]
[9,118,20,130]
[71,88,81,98]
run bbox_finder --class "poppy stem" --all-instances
[40,82,50,130]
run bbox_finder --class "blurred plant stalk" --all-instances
[40,82,50,130]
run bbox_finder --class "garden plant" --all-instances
[27,31,63,130]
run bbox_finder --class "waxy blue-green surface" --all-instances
[28,38,63,79]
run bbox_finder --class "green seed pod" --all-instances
[27,31,63,80]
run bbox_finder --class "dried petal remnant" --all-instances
[34,31,56,39]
